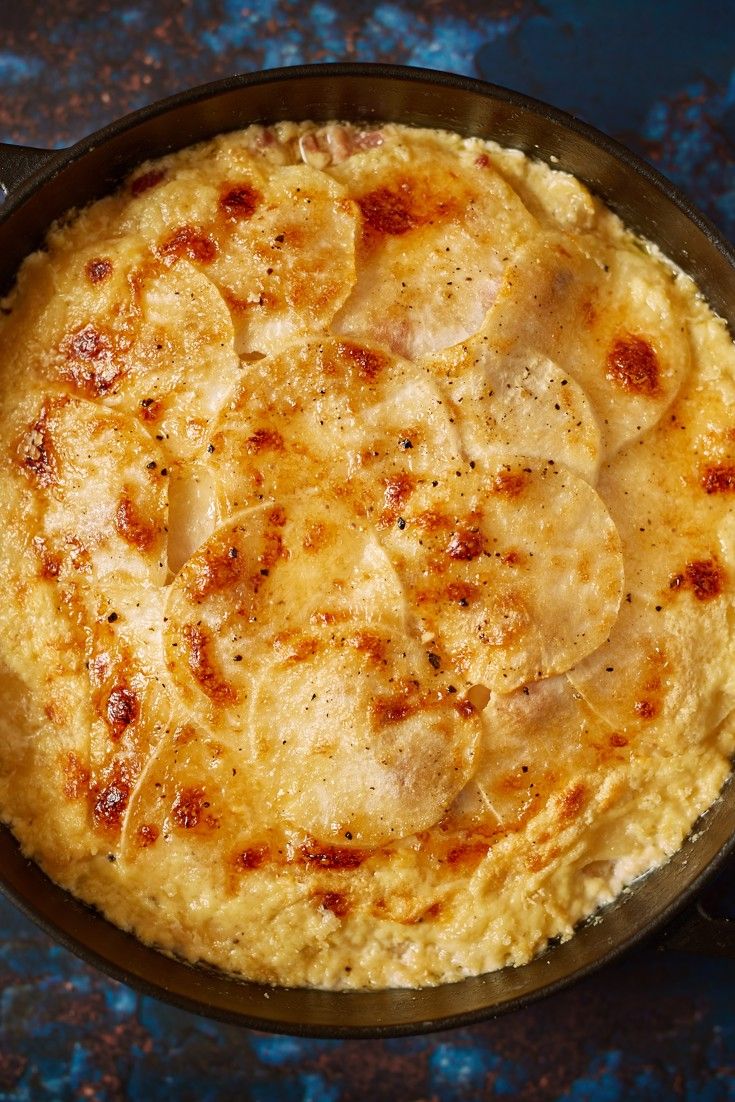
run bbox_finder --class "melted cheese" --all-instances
[0,121,733,992]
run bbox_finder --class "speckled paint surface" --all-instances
[1,2,734,1098]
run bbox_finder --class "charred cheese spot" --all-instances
[32,536,62,579]
[219,182,261,221]
[416,510,453,533]
[335,341,386,381]
[114,495,157,552]
[309,609,345,626]
[669,559,726,602]
[136,823,159,848]
[350,630,388,664]
[492,469,528,498]
[446,527,484,562]
[182,624,237,704]
[259,529,286,569]
[382,472,415,508]
[173,723,198,747]
[700,463,735,495]
[187,543,244,602]
[356,177,459,241]
[158,225,218,266]
[93,762,132,832]
[371,692,417,726]
[454,698,476,720]
[85,257,113,284]
[357,183,418,237]
[139,398,163,423]
[313,890,351,918]
[446,581,478,606]
[299,842,367,869]
[445,841,491,870]
[171,786,206,829]
[105,685,140,741]
[267,505,287,528]
[634,699,659,720]
[233,845,270,871]
[605,334,661,396]
[246,428,284,454]
[379,472,416,526]
[18,406,60,488]
[302,522,328,552]
[272,630,319,663]
[60,323,121,397]
[558,783,586,823]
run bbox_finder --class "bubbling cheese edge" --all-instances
[0,120,733,991]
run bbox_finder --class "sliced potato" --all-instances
[208,336,464,517]
[331,136,538,360]
[163,497,480,846]
[448,675,609,829]
[480,233,690,456]
[377,458,624,693]
[14,395,167,584]
[427,339,601,484]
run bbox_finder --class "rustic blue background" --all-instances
[1,1,734,1098]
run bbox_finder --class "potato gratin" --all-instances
[1,122,734,989]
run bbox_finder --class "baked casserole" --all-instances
[0,121,733,988]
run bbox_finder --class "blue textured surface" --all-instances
[1,2,735,1098]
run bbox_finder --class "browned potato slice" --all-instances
[330,134,538,360]
[377,458,624,694]
[13,395,167,584]
[447,675,608,829]
[124,147,358,358]
[207,165,357,355]
[207,336,464,516]
[0,241,243,465]
[110,261,242,461]
[120,718,257,866]
[163,497,481,846]
[481,233,691,456]
[568,377,735,733]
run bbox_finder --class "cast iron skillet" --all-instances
[0,63,734,1038]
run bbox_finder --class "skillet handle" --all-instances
[0,143,57,200]
[658,900,735,959]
